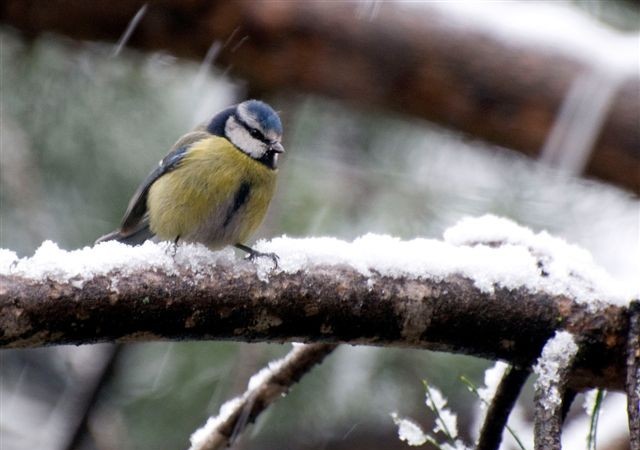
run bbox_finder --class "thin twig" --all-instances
[188,343,337,450]
[60,344,121,450]
[560,388,577,425]
[626,300,640,449]
[460,376,525,450]
[533,331,579,450]
[476,365,530,450]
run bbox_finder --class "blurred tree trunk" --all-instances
[2,0,638,194]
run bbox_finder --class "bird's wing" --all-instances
[119,130,210,234]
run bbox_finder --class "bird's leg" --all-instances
[235,243,279,268]
[169,235,180,258]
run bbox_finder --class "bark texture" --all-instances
[533,333,579,450]
[627,301,640,449]
[1,0,638,193]
[0,262,631,392]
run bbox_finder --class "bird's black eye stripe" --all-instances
[249,128,265,140]
[234,113,269,143]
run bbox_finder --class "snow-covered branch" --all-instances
[533,331,580,450]
[189,343,336,450]
[0,216,634,391]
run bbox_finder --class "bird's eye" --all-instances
[249,128,263,140]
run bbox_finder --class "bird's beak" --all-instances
[270,142,285,154]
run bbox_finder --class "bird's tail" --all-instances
[95,225,154,246]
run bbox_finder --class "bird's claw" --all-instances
[246,250,279,269]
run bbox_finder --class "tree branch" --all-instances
[188,343,337,450]
[0,254,630,391]
[476,365,530,450]
[533,331,579,450]
[627,300,640,448]
[61,344,121,450]
[1,1,638,193]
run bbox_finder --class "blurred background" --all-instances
[1,1,638,449]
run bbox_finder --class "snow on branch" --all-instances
[0,216,634,390]
[533,331,579,449]
[189,343,336,450]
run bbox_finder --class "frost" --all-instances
[533,330,579,411]
[390,412,429,446]
[477,361,509,407]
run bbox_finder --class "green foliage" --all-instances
[586,389,605,450]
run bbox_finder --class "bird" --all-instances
[96,99,284,263]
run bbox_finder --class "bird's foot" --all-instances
[165,236,180,258]
[246,250,279,268]
[235,244,279,269]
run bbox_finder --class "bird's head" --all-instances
[208,100,284,169]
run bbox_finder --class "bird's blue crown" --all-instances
[242,100,282,135]
[207,100,282,137]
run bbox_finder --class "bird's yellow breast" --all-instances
[147,136,277,248]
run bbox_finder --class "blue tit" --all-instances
[96,99,285,261]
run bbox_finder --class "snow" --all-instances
[1,215,632,308]
[391,385,466,448]
[410,1,640,78]
[533,330,579,412]
[189,344,306,450]
[247,356,288,391]
[425,386,448,412]
[0,249,18,273]
[441,442,471,450]
[582,389,605,415]
[477,361,509,408]
[425,386,458,439]
[0,240,234,287]
[434,409,458,439]
[390,412,429,446]
[563,392,628,450]
[257,215,633,308]
[189,396,243,450]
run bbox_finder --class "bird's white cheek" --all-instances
[225,118,266,158]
